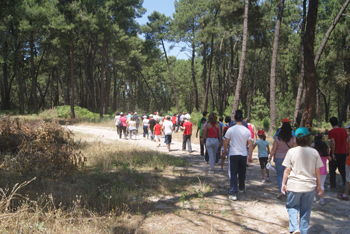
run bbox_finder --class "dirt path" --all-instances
[66,125,350,234]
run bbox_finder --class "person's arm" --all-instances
[196,126,200,138]
[269,140,277,162]
[253,143,257,150]
[201,124,209,145]
[248,140,253,164]
[347,137,349,154]
[217,123,223,146]
[315,168,322,196]
[330,138,336,161]
[223,137,230,156]
[267,145,270,155]
[281,167,292,195]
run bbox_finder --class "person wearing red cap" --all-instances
[253,130,270,183]
[273,118,295,140]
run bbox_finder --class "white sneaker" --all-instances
[266,176,270,181]
[229,195,237,201]
[208,170,214,174]
[261,179,265,183]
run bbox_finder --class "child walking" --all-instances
[311,133,330,205]
[154,120,162,147]
[253,130,270,183]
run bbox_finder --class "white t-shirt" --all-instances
[225,124,252,156]
[143,119,149,126]
[163,121,173,135]
[282,146,324,193]
[114,115,120,125]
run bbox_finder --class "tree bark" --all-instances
[161,39,180,113]
[203,33,215,112]
[14,39,24,114]
[247,47,262,120]
[191,24,199,111]
[104,42,110,114]
[293,0,306,127]
[100,37,106,119]
[30,24,38,114]
[314,0,350,68]
[138,71,161,113]
[269,0,285,133]
[231,0,249,119]
[70,36,75,119]
[302,0,319,129]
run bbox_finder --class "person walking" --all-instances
[196,111,208,158]
[142,116,149,139]
[223,111,253,201]
[202,113,222,174]
[127,117,137,139]
[282,127,323,234]
[172,114,177,131]
[270,122,296,199]
[181,117,193,153]
[253,130,270,183]
[328,117,348,188]
[163,116,173,152]
[119,113,128,140]
[114,112,120,134]
[154,120,162,147]
[148,115,156,141]
[134,112,140,134]
[176,111,182,132]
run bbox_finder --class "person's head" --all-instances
[345,122,350,131]
[116,112,120,116]
[120,113,124,117]
[234,112,243,122]
[219,116,223,122]
[135,112,137,115]
[277,122,293,143]
[208,113,217,124]
[295,127,310,146]
[329,117,338,127]
[225,116,231,124]
[245,118,250,123]
[184,117,188,122]
[131,117,134,121]
[202,111,208,117]
[281,118,291,124]
[257,130,266,141]
[166,116,171,121]
[201,117,206,124]
[314,133,323,142]
[143,116,147,119]
[156,119,159,123]
[144,111,146,114]
[174,114,177,117]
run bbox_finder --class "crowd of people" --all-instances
[114,110,350,234]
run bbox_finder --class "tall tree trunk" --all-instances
[210,67,217,111]
[56,65,69,105]
[231,0,249,119]
[191,24,199,111]
[104,42,110,114]
[247,47,262,120]
[202,42,207,111]
[14,40,24,114]
[30,24,38,114]
[100,37,106,119]
[293,0,306,127]
[302,0,319,129]
[161,39,180,113]
[1,41,11,110]
[70,37,75,119]
[269,0,285,133]
[314,0,350,68]
[112,64,117,112]
[338,57,350,127]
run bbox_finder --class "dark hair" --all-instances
[131,117,134,121]
[208,113,217,124]
[313,133,328,156]
[277,122,293,143]
[259,134,266,141]
[201,117,206,123]
[245,118,250,123]
[314,133,322,142]
[236,110,243,114]
[225,116,231,123]
[219,116,223,122]
[116,112,120,115]
[166,116,171,120]
[329,117,338,126]
[234,113,243,122]
[202,111,208,116]
[296,135,310,146]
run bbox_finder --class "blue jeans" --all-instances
[229,155,247,194]
[275,158,285,193]
[143,126,149,138]
[286,190,315,234]
[206,138,219,170]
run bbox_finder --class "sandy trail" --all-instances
[66,125,350,234]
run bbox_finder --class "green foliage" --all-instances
[251,90,269,121]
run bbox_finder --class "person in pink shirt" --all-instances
[119,113,128,139]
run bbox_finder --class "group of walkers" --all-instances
[115,109,350,234]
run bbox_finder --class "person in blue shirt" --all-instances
[254,130,270,183]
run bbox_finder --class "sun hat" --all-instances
[120,112,123,114]
[295,127,310,137]
[345,122,350,129]
[281,118,291,123]
[257,130,265,136]
[143,116,147,118]
[150,114,153,117]
[135,112,137,114]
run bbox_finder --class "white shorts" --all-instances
[155,135,161,140]
[346,165,350,182]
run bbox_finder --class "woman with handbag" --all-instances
[202,113,223,174]
[270,121,297,199]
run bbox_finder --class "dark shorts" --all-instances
[165,135,172,145]
[259,157,268,170]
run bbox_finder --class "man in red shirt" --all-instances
[172,114,177,131]
[328,117,349,188]
[181,117,193,153]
